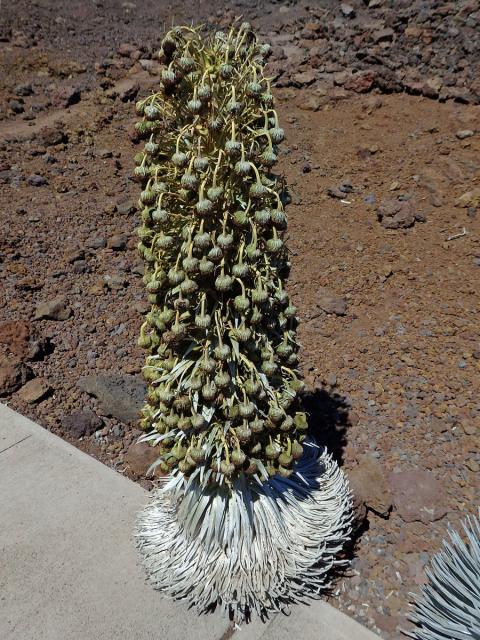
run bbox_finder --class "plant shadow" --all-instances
[302,386,369,583]
[302,386,351,466]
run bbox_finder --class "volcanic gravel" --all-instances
[1,1,479,638]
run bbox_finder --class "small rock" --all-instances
[357,144,380,159]
[372,28,394,43]
[9,99,24,114]
[17,377,51,404]
[62,408,103,438]
[333,71,349,86]
[107,233,128,250]
[52,86,81,108]
[376,199,416,229]
[314,286,347,316]
[424,77,443,96]
[117,201,135,215]
[63,247,85,263]
[27,174,48,187]
[139,59,161,74]
[118,42,136,57]
[125,441,159,477]
[89,281,106,296]
[414,211,427,223]
[465,458,480,473]
[460,420,478,436]
[297,94,321,111]
[86,236,107,249]
[292,70,317,86]
[349,456,393,517]
[339,182,354,193]
[389,469,448,524]
[0,356,31,396]
[104,274,127,290]
[381,264,393,278]
[15,83,33,97]
[134,300,150,314]
[325,373,337,387]
[340,3,355,18]
[430,416,448,434]
[0,320,47,361]
[34,296,72,321]
[327,186,345,199]
[119,81,140,102]
[95,148,112,159]
[77,374,147,424]
[344,71,376,94]
[465,459,479,473]
[455,130,474,140]
[38,126,66,146]
[430,192,443,207]
[455,188,480,208]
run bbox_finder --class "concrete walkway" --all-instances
[0,403,383,640]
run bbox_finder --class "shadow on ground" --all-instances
[302,386,370,578]
[302,387,351,466]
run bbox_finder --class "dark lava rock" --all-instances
[314,286,348,316]
[376,199,417,229]
[340,3,355,18]
[52,86,81,108]
[34,296,72,321]
[116,201,135,215]
[107,233,128,250]
[9,99,24,114]
[27,174,48,187]
[119,81,140,102]
[14,83,33,97]
[0,356,31,396]
[0,320,48,361]
[389,469,448,524]
[86,236,107,249]
[373,28,395,44]
[344,71,376,93]
[38,126,66,146]
[327,186,346,199]
[77,374,147,424]
[62,408,103,438]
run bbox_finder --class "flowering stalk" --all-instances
[134,22,352,620]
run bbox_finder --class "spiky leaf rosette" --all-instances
[407,510,480,640]
[137,442,352,620]
[135,23,308,484]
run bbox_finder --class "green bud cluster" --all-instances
[135,23,307,484]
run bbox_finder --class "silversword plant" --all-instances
[134,23,352,620]
[407,510,480,640]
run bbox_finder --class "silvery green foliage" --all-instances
[407,510,480,640]
[137,442,352,620]
[135,22,307,484]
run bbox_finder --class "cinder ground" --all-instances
[1,2,479,637]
